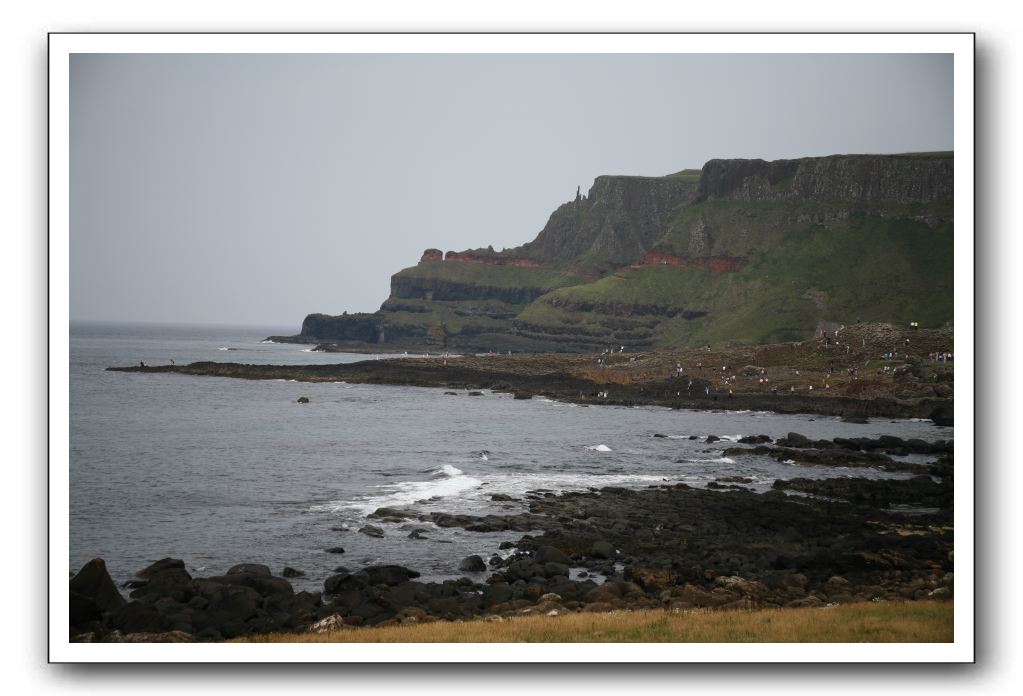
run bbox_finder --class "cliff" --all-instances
[279,153,953,352]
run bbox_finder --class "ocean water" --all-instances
[69,322,954,591]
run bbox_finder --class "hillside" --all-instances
[274,153,953,352]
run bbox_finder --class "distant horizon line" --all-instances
[70,318,301,331]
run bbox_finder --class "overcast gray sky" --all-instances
[70,53,952,328]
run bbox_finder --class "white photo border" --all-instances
[49,31,974,663]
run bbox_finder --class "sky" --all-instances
[69,52,953,328]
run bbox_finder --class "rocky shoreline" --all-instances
[111,324,954,424]
[70,433,953,642]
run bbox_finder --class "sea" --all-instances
[69,321,954,592]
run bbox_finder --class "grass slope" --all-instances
[518,213,953,348]
[237,601,953,643]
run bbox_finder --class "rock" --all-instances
[776,432,812,448]
[368,507,413,521]
[542,562,570,579]
[69,558,126,616]
[135,558,186,579]
[840,415,869,424]
[468,391,484,396]
[297,396,310,404]
[282,567,305,578]
[359,525,385,538]
[705,435,721,443]
[324,572,368,594]
[737,434,772,444]
[444,392,459,396]
[653,433,668,438]
[590,540,616,559]
[325,547,346,554]
[103,630,196,643]
[307,613,346,634]
[533,546,572,565]
[362,565,421,587]
[459,555,487,572]
[490,494,517,502]
[929,403,954,426]
[227,563,271,577]
[106,601,168,634]
[513,393,532,400]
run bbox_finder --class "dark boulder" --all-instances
[591,541,616,559]
[70,558,126,614]
[362,565,421,587]
[297,396,310,404]
[929,402,954,427]
[227,563,271,577]
[282,567,305,578]
[459,555,487,572]
[324,572,369,595]
[135,558,185,579]
[105,601,168,634]
[534,546,572,565]
[359,525,385,538]
[325,547,346,554]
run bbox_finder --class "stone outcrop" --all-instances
[699,153,953,207]
[518,175,701,267]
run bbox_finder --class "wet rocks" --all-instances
[282,567,305,578]
[459,555,487,572]
[358,525,385,538]
[325,547,346,554]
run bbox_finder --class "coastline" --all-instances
[70,430,953,643]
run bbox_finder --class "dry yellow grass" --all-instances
[235,601,952,644]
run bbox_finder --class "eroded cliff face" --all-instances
[699,154,953,206]
[517,175,700,269]
[284,153,953,351]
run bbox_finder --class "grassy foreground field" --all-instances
[235,601,952,644]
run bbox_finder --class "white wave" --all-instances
[714,457,736,464]
[480,453,489,461]
[587,444,612,452]
[783,459,796,464]
[332,465,482,515]
[259,339,276,344]
[218,346,229,351]
[300,348,314,353]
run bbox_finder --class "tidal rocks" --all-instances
[71,557,325,642]
[296,396,310,404]
[282,567,306,578]
[325,547,346,554]
[772,476,951,509]
[359,525,385,538]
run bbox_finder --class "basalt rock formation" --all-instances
[270,153,953,352]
